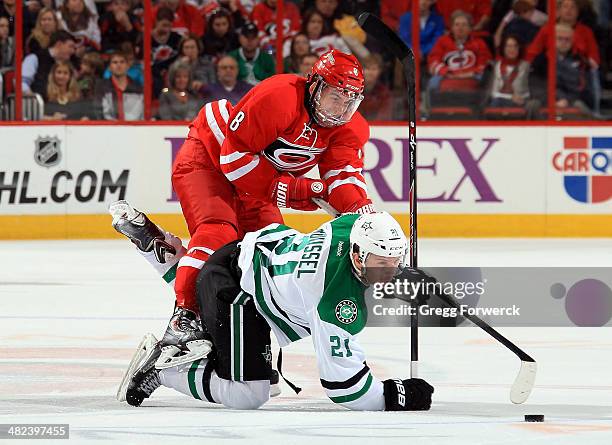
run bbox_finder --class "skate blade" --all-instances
[116,333,158,402]
[155,340,213,369]
[270,383,281,398]
[109,200,140,226]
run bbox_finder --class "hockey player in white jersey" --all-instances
[117,212,434,411]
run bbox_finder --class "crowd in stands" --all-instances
[0,0,610,121]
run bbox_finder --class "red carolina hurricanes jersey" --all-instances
[189,74,371,213]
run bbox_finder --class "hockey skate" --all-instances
[270,369,281,398]
[155,306,213,369]
[109,200,176,263]
[117,333,162,407]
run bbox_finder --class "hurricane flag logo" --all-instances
[552,137,612,203]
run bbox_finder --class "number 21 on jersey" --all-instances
[330,335,352,357]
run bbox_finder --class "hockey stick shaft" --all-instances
[357,12,419,376]
[435,291,535,363]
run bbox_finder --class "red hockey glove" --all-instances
[289,199,320,211]
[270,174,327,210]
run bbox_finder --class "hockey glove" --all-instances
[394,267,439,305]
[270,174,327,211]
[383,378,434,411]
[288,199,320,211]
[343,199,375,214]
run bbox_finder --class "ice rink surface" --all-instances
[1,238,611,444]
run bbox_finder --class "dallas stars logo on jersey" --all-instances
[335,300,358,324]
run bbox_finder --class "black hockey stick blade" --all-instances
[357,13,412,62]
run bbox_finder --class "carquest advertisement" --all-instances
[0,124,610,239]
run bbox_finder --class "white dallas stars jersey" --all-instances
[237,214,385,411]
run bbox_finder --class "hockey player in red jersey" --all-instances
[110,49,375,367]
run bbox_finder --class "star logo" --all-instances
[361,221,373,231]
[262,345,273,364]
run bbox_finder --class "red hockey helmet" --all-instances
[307,50,365,127]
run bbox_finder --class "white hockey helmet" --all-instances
[349,212,408,284]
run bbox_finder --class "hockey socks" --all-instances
[159,360,270,410]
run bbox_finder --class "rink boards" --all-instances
[0,123,610,239]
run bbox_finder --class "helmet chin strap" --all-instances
[350,249,371,286]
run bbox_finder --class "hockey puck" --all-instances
[524,414,544,422]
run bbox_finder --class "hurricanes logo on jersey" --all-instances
[335,300,358,324]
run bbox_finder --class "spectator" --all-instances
[158,60,202,120]
[494,0,548,48]
[229,22,275,85]
[488,34,539,116]
[202,7,239,58]
[359,53,392,120]
[283,32,310,73]
[96,51,144,120]
[428,11,492,80]
[198,0,248,31]
[251,0,301,51]
[527,0,600,68]
[555,23,594,114]
[55,0,98,19]
[200,54,252,104]
[77,50,104,99]
[0,0,15,35]
[57,0,102,55]
[152,7,182,96]
[99,0,142,53]
[314,0,366,43]
[436,0,492,33]
[1,0,36,37]
[152,0,204,37]
[399,0,445,57]
[104,41,143,86]
[178,34,216,91]
[0,15,13,68]
[297,52,318,77]
[380,0,411,31]
[22,30,77,100]
[302,8,350,56]
[43,61,92,120]
[26,7,59,55]
[313,0,369,58]
[426,10,492,113]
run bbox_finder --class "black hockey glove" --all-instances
[383,378,434,411]
[394,267,439,305]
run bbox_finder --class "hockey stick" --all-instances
[357,12,420,378]
[434,290,537,404]
[313,198,536,403]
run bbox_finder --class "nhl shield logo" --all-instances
[34,136,62,167]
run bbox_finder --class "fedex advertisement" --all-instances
[0,124,610,238]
